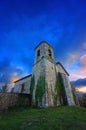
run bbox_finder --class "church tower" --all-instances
[32,41,56,107]
[34,41,54,64]
[14,41,76,107]
[31,41,75,107]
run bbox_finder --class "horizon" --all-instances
[0,0,86,93]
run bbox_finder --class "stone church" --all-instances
[14,41,75,107]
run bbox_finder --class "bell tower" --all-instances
[32,41,56,107]
[31,41,76,107]
[34,41,54,64]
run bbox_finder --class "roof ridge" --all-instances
[14,74,32,83]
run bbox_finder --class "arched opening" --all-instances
[37,50,40,56]
[48,49,52,57]
[21,83,25,93]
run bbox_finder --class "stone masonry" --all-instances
[14,41,75,107]
[32,41,75,107]
[0,92,31,111]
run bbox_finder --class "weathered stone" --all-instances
[0,92,30,111]
[32,41,75,107]
[14,75,32,94]
[14,41,76,107]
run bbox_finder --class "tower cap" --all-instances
[34,41,53,50]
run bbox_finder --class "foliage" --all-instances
[17,94,31,106]
[55,72,68,105]
[0,106,86,130]
[72,90,77,102]
[79,93,86,107]
[11,87,14,93]
[71,84,79,105]
[2,83,8,92]
[30,75,35,95]
[35,76,45,105]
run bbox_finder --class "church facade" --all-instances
[14,41,75,107]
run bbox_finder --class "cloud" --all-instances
[80,55,86,71]
[76,86,86,93]
[71,77,86,93]
[83,43,86,49]
[0,58,28,87]
[71,78,86,86]
[69,69,86,81]
[65,53,79,67]
[66,52,86,81]
[0,0,86,88]
[10,72,19,83]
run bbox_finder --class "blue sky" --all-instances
[0,0,86,89]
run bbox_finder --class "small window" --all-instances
[11,88,14,93]
[37,50,40,56]
[48,49,52,57]
[21,83,25,93]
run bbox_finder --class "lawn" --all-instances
[0,106,86,130]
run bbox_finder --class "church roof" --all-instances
[56,62,69,76]
[14,74,32,83]
[35,40,53,50]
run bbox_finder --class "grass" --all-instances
[0,106,86,130]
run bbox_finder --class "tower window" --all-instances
[48,49,52,57]
[21,83,25,93]
[37,50,40,56]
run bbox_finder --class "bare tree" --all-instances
[79,93,86,107]
[2,83,8,92]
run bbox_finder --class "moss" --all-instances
[71,85,78,105]
[55,72,68,105]
[18,94,31,106]
[30,75,35,106]
[72,90,76,102]
[30,75,35,96]
[35,76,45,106]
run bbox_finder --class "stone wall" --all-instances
[14,75,31,94]
[0,92,31,111]
[56,64,75,106]
[34,42,54,64]
[33,41,56,107]
[32,58,45,104]
[62,74,75,105]
[44,58,56,106]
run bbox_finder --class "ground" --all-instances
[0,106,86,130]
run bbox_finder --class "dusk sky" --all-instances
[0,0,86,92]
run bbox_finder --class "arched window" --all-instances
[37,50,40,56]
[48,49,52,57]
[21,83,25,93]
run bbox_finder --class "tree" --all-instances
[2,83,8,92]
[79,93,86,107]
[71,84,80,106]
[11,87,14,93]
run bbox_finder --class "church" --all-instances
[14,41,75,107]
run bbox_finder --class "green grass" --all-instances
[0,106,86,130]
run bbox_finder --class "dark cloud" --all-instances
[0,0,86,85]
[71,78,86,87]
[0,57,28,86]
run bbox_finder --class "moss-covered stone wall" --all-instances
[55,72,68,106]
[35,76,45,107]
[0,92,31,111]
